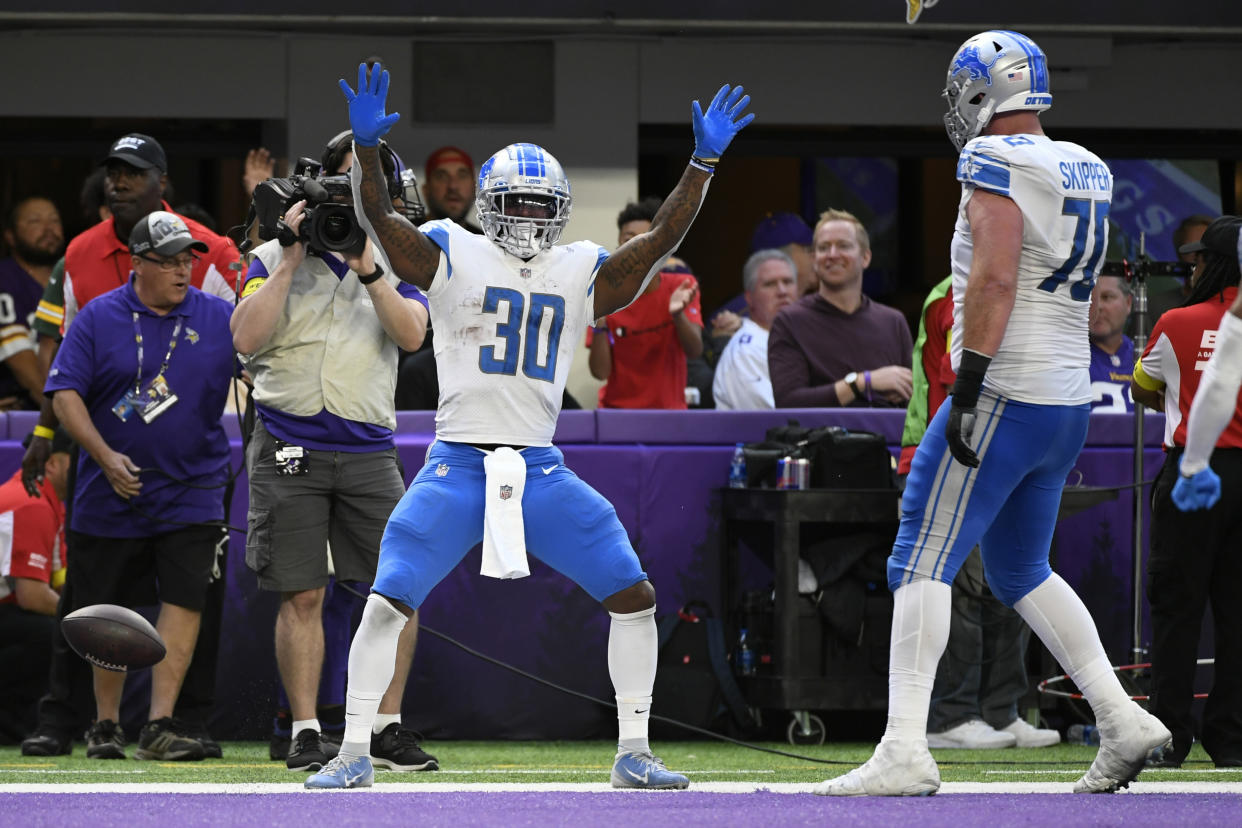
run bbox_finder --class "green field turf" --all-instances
[2,741,1238,786]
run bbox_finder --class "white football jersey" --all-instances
[950,134,1112,405]
[713,317,775,410]
[421,220,608,446]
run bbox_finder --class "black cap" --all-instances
[101,133,167,173]
[128,211,209,257]
[22,427,74,455]
[1178,215,1242,258]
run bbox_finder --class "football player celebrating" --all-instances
[305,63,752,790]
[816,31,1171,797]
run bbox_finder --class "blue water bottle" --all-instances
[728,443,747,489]
[738,627,756,675]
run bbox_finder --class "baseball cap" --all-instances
[128,211,209,257]
[101,133,167,173]
[424,146,474,180]
[1178,215,1241,258]
[750,211,812,252]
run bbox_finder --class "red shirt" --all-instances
[1134,286,1242,449]
[61,201,240,330]
[898,288,955,474]
[588,272,702,409]
[0,469,66,604]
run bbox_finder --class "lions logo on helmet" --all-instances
[476,143,572,258]
[942,30,1052,152]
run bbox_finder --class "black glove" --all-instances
[945,349,992,468]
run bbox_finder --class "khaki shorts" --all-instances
[244,417,405,592]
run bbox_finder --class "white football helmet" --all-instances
[476,143,572,258]
[942,30,1052,151]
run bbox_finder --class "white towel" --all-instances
[481,447,530,579]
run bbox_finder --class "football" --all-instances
[61,604,166,672]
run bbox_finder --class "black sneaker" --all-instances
[287,728,330,772]
[85,720,126,759]
[180,720,222,759]
[21,726,72,757]
[371,723,439,771]
[134,717,206,761]
[270,708,291,761]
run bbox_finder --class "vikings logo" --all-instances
[952,44,1003,87]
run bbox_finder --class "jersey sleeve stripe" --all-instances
[957,150,1012,195]
[423,223,453,281]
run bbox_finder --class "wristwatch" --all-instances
[844,372,863,398]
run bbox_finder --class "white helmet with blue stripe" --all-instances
[476,143,572,258]
[942,30,1052,152]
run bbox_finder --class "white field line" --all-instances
[1,781,1241,794]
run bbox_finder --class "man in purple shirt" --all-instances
[0,196,64,409]
[230,132,436,774]
[767,209,913,407]
[1088,274,1135,413]
[44,211,236,761]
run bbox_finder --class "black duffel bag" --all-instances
[743,421,895,489]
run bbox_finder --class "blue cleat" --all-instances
[610,749,690,789]
[305,754,374,789]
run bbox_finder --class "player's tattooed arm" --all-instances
[354,144,439,291]
[593,165,712,318]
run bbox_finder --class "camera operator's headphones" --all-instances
[322,129,403,199]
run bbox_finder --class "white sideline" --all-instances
[1,781,1241,794]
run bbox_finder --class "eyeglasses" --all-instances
[138,253,198,272]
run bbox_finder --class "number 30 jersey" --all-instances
[421,219,608,446]
[949,134,1113,405]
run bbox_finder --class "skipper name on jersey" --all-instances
[1059,160,1111,192]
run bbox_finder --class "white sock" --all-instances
[291,718,321,737]
[373,713,401,734]
[882,579,951,743]
[1014,574,1130,717]
[341,594,409,759]
[608,606,657,755]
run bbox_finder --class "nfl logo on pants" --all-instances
[499,485,513,501]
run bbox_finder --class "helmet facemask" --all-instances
[477,143,572,258]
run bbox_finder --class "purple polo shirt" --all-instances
[46,279,235,537]
[243,251,428,451]
[1089,336,1135,413]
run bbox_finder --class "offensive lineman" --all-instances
[305,63,753,790]
[816,31,1171,797]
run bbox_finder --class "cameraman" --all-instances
[230,131,434,774]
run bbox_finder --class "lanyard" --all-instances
[130,312,182,396]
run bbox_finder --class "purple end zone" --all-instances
[2,792,1239,827]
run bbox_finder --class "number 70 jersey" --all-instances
[949,133,1112,405]
[421,219,608,446]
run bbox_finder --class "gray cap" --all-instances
[128,211,209,258]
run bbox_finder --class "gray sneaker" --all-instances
[134,717,206,762]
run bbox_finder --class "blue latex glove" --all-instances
[338,62,401,147]
[1172,458,1221,511]
[691,84,755,163]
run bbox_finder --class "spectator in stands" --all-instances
[41,211,237,761]
[231,130,435,774]
[587,198,703,409]
[767,209,913,408]
[1131,214,1242,769]
[712,249,797,410]
[0,427,72,743]
[1147,214,1214,333]
[423,146,480,232]
[0,196,64,410]
[709,212,815,345]
[21,134,240,761]
[1089,273,1135,413]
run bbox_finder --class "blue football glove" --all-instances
[1172,459,1221,511]
[691,84,755,163]
[338,62,401,147]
